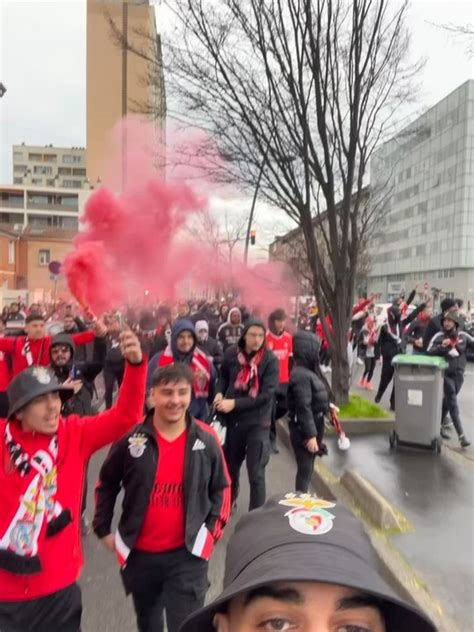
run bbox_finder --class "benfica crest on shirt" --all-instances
[128,434,148,458]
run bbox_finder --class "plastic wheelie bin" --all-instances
[389,354,448,453]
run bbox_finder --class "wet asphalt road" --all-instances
[79,364,474,631]
[80,437,297,631]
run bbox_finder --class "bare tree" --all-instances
[429,21,474,57]
[186,207,247,263]
[108,0,421,403]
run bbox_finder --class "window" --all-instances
[31,178,43,185]
[13,164,27,173]
[38,249,50,266]
[449,269,455,278]
[62,180,82,188]
[28,153,42,162]
[415,245,426,256]
[72,168,86,176]
[8,241,15,264]
[62,155,73,164]
[13,152,23,161]
[58,167,72,175]
[46,179,55,186]
[13,177,23,185]
[33,166,52,175]
[43,154,57,163]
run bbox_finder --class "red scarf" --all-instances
[159,346,211,398]
[234,348,264,398]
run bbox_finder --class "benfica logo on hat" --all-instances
[279,494,336,536]
[32,367,51,385]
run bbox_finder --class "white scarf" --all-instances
[1,423,63,558]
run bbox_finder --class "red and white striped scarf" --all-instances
[159,346,212,398]
[234,348,264,398]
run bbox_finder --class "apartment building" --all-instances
[12,144,89,189]
[369,80,474,303]
[0,184,91,232]
[86,0,166,187]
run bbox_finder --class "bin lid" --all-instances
[392,354,448,369]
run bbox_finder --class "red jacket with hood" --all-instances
[0,360,147,601]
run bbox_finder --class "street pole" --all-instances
[244,134,274,264]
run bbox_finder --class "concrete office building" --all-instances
[12,144,88,189]
[368,80,474,305]
[86,0,166,187]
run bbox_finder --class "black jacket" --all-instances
[427,330,467,380]
[50,333,106,417]
[93,413,231,579]
[216,319,279,427]
[405,317,430,353]
[379,300,425,357]
[197,336,224,371]
[287,331,330,439]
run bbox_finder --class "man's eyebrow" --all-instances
[244,586,304,607]
[336,594,384,612]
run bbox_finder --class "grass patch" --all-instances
[339,394,390,420]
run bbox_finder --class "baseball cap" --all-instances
[7,366,74,419]
[180,494,436,632]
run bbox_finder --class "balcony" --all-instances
[0,199,24,209]
[26,201,78,212]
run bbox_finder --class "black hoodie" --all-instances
[49,332,106,416]
[216,318,279,427]
[287,331,330,439]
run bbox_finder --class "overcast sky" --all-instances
[0,0,473,250]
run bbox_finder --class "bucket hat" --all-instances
[7,366,74,419]
[180,494,436,632]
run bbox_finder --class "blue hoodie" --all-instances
[147,319,216,420]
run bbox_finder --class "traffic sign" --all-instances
[48,261,61,275]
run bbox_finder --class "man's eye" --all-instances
[258,619,295,631]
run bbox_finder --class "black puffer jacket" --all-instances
[216,318,279,427]
[287,331,330,439]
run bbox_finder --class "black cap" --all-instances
[25,312,45,324]
[7,366,74,419]
[180,494,436,632]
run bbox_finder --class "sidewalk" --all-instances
[322,431,474,631]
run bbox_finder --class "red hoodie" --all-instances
[0,360,147,601]
[0,331,95,377]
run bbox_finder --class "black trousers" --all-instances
[123,547,208,632]
[289,416,325,493]
[270,383,288,446]
[377,354,395,407]
[363,357,376,382]
[224,423,271,510]
[104,366,124,409]
[442,375,465,437]
[0,583,82,632]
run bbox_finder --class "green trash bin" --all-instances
[390,354,448,453]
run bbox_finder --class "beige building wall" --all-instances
[86,0,165,188]
[12,145,87,189]
[18,235,75,295]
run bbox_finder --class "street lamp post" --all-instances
[244,135,274,264]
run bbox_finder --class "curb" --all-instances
[334,418,394,434]
[277,422,460,632]
[340,469,411,533]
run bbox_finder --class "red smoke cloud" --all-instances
[64,118,295,315]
